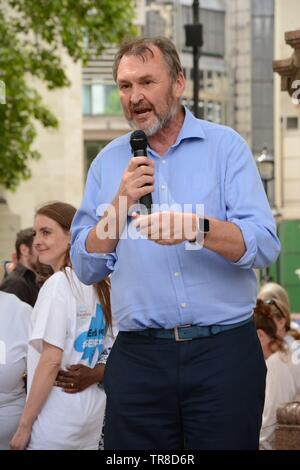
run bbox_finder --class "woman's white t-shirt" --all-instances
[0,292,31,449]
[27,268,113,450]
[260,347,300,450]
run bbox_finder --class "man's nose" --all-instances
[130,85,144,105]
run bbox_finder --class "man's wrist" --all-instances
[188,216,210,243]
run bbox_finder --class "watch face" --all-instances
[204,218,209,233]
[199,218,209,233]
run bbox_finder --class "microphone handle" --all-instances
[140,193,152,213]
[133,149,147,157]
[133,149,152,213]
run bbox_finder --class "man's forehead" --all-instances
[117,46,166,77]
[126,44,162,61]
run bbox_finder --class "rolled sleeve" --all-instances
[229,219,258,268]
[225,135,281,270]
[229,218,280,269]
[71,226,117,285]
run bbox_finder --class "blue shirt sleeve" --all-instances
[70,158,117,285]
[224,135,281,269]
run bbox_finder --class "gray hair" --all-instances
[113,36,183,83]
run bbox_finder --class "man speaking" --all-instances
[70,36,280,450]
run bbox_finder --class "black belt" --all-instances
[128,317,252,342]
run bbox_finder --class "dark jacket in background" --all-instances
[0,263,39,307]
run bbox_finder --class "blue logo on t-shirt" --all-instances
[74,304,106,366]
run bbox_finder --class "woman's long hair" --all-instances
[258,282,290,310]
[254,299,286,354]
[35,202,112,327]
[258,286,300,341]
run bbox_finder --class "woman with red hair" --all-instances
[254,299,300,449]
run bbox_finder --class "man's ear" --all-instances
[174,72,186,99]
[19,243,30,258]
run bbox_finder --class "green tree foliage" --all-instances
[106,87,123,115]
[0,0,136,189]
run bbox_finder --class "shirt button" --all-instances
[161,185,167,190]
[162,160,166,164]
[174,272,180,277]
[180,303,187,308]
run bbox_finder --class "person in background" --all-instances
[10,202,113,450]
[254,299,300,449]
[258,282,289,308]
[0,292,31,449]
[1,252,17,280]
[258,282,300,333]
[0,228,39,307]
[71,36,280,450]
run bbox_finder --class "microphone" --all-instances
[130,130,152,213]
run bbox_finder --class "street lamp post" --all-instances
[256,145,275,197]
[192,0,200,118]
[256,145,275,283]
[184,0,203,118]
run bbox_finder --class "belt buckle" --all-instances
[174,324,192,342]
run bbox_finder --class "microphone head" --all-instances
[130,130,148,152]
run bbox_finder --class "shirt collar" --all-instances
[126,105,207,156]
[172,106,207,148]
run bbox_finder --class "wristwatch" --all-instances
[196,217,210,234]
[190,217,210,244]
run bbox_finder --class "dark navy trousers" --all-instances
[103,321,266,450]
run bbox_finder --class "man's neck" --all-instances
[18,260,34,272]
[148,106,185,156]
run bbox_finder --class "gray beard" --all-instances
[128,101,178,137]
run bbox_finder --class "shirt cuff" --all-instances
[71,227,117,284]
[79,227,117,271]
[228,218,257,269]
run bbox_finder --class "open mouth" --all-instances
[133,108,152,117]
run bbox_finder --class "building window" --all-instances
[286,116,298,130]
[83,83,122,116]
[206,101,214,121]
[185,99,224,123]
[84,141,110,173]
[200,9,225,57]
[83,85,91,115]
[198,100,204,119]
[190,68,204,88]
[181,6,225,57]
[214,101,222,124]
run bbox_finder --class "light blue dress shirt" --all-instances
[71,107,281,330]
